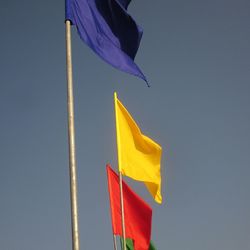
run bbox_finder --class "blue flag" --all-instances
[65,0,148,84]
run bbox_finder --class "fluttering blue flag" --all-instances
[65,0,148,84]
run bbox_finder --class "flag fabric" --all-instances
[149,241,157,250]
[120,238,157,250]
[148,241,157,250]
[121,238,134,250]
[114,92,162,203]
[106,165,152,250]
[65,0,147,84]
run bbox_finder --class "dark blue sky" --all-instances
[0,0,250,249]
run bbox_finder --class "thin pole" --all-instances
[65,20,80,250]
[113,234,118,250]
[114,93,126,250]
[119,172,126,250]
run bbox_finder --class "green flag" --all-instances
[120,237,157,250]
[121,238,134,250]
[149,241,157,250]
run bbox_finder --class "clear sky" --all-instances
[0,0,250,249]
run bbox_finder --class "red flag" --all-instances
[106,165,152,250]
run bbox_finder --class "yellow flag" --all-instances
[114,92,162,204]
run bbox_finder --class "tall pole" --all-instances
[119,172,127,250]
[113,234,118,250]
[114,93,127,250]
[65,20,80,250]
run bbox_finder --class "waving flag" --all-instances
[106,165,152,250]
[120,238,157,250]
[114,92,162,203]
[65,0,147,84]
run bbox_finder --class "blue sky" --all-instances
[0,0,250,249]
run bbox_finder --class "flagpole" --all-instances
[119,172,127,250]
[65,19,80,250]
[113,234,118,250]
[114,93,127,250]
